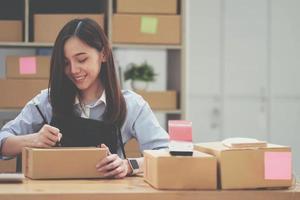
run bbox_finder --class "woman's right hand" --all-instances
[31,124,62,148]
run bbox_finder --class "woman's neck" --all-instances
[79,82,103,105]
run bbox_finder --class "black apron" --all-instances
[50,115,118,152]
[16,114,126,172]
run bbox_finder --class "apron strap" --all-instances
[117,127,127,159]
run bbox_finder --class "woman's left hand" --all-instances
[96,144,131,179]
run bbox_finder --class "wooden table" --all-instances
[0,176,299,200]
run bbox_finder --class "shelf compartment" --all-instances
[0,0,25,42]
[28,0,108,42]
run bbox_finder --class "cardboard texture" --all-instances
[144,150,217,190]
[0,158,16,173]
[6,56,50,79]
[125,138,141,158]
[34,14,105,43]
[0,20,22,42]
[22,147,107,179]
[222,138,267,148]
[0,79,48,108]
[137,91,177,110]
[116,0,177,14]
[194,142,293,189]
[112,14,181,44]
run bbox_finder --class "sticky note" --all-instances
[264,152,292,180]
[19,57,37,74]
[168,120,192,142]
[140,16,158,34]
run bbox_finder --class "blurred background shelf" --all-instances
[0,0,186,131]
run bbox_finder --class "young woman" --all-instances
[0,18,169,178]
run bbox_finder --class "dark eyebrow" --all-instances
[74,52,87,57]
[64,53,87,60]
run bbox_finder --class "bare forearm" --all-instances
[1,125,62,157]
[1,134,35,157]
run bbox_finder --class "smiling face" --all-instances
[64,36,106,100]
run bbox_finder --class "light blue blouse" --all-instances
[0,89,169,158]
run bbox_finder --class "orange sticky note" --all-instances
[168,120,192,142]
[264,152,292,180]
[19,57,37,74]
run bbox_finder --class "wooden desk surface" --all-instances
[0,176,299,200]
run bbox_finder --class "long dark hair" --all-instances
[49,18,127,127]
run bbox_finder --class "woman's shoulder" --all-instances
[28,89,51,106]
[122,89,146,108]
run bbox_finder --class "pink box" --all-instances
[168,120,192,142]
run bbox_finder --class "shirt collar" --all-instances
[74,90,106,108]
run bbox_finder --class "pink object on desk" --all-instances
[168,120,192,142]
[19,57,37,74]
[264,152,292,180]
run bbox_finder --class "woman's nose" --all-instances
[70,62,81,74]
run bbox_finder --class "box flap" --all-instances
[22,147,30,176]
[144,149,214,158]
[195,142,290,152]
[222,138,267,148]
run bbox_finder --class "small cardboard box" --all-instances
[0,79,48,108]
[138,91,177,110]
[112,14,181,44]
[34,14,105,43]
[0,158,17,173]
[6,56,50,79]
[0,20,22,42]
[144,150,217,190]
[194,142,293,189]
[22,147,107,179]
[116,0,177,14]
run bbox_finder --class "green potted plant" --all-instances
[124,61,157,91]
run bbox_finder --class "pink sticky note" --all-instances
[168,120,192,142]
[19,57,37,74]
[264,152,292,180]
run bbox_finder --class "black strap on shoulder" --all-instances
[117,127,127,159]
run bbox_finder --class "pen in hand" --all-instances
[34,101,62,147]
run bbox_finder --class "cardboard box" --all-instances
[0,20,22,42]
[0,79,48,108]
[116,0,177,14]
[144,150,217,189]
[112,14,181,44]
[138,91,177,110]
[34,14,105,43]
[194,142,293,189]
[125,138,141,158]
[6,56,50,79]
[22,147,107,179]
[0,158,16,173]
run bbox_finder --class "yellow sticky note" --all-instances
[140,16,158,34]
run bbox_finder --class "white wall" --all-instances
[187,0,300,176]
